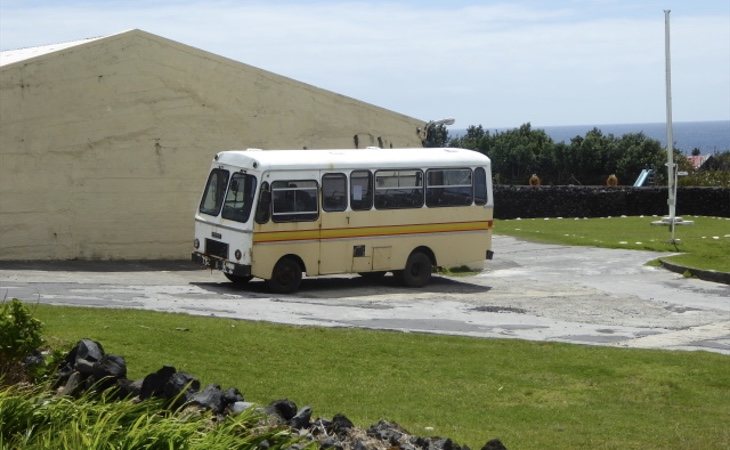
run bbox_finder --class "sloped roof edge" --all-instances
[0,29,425,124]
[0,29,138,67]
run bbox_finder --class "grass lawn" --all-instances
[494,215,730,273]
[30,304,730,450]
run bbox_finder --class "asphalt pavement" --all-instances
[1,236,728,354]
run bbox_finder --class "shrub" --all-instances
[0,299,44,385]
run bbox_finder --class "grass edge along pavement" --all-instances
[657,258,730,284]
[493,215,730,284]
[18,304,730,450]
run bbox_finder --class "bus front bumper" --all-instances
[191,252,252,277]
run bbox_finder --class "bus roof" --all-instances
[214,147,491,172]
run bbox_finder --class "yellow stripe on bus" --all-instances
[253,220,493,243]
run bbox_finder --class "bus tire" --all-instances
[224,273,253,286]
[399,251,432,288]
[268,256,302,294]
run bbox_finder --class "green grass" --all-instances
[28,304,730,450]
[438,265,479,277]
[494,215,730,272]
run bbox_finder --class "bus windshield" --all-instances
[222,173,257,223]
[199,168,229,216]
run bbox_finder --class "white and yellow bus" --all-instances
[192,147,494,293]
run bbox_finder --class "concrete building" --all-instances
[0,29,425,260]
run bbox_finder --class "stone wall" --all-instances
[493,186,730,219]
[46,338,508,450]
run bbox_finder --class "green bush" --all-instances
[679,170,730,187]
[0,299,44,384]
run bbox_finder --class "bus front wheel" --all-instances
[399,251,432,288]
[268,257,302,294]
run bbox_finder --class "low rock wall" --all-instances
[493,186,730,219]
[49,339,508,450]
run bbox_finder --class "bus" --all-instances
[192,147,494,293]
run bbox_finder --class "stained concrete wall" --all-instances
[0,30,425,260]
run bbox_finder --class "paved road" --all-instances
[1,236,728,354]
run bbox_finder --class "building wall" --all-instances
[0,30,424,260]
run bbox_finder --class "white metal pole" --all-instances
[664,10,676,240]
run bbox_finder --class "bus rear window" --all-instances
[222,173,257,223]
[474,167,488,205]
[199,169,229,216]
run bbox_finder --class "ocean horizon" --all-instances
[450,120,730,155]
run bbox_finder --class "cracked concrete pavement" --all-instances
[1,236,728,354]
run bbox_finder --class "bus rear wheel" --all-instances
[399,251,432,287]
[268,256,302,294]
[224,273,253,286]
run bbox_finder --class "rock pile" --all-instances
[53,339,508,450]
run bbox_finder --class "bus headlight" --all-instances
[234,249,242,260]
[193,239,200,249]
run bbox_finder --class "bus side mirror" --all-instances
[255,189,271,224]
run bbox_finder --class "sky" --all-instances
[1,0,729,128]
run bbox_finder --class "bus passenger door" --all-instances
[347,169,377,274]
[318,172,352,274]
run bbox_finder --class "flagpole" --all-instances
[664,9,676,242]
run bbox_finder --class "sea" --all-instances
[452,120,730,155]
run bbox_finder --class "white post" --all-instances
[664,9,676,240]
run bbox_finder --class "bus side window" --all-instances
[426,168,472,207]
[474,167,487,205]
[272,180,319,222]
[322,173,347,212]
[350,170,373,211]
[374,169,424,209]
[255,181,271,224]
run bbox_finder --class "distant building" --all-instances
[687,155,709,170]
[0,29,425,260]
[699,154,730,172]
